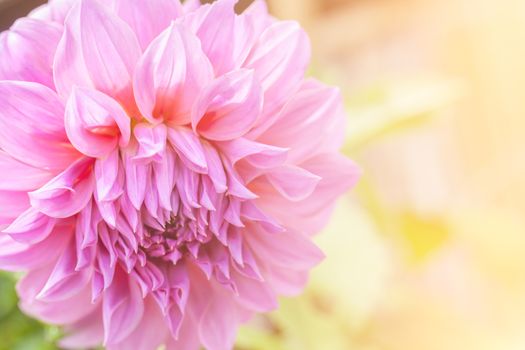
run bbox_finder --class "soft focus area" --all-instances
[1,0,524,349]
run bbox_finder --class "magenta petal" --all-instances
[192,69,263,141]
[54,0,141,104]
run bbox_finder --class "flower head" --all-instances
[0,0,359,349]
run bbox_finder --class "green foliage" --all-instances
[0,273,59,350]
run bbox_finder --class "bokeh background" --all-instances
[1,0,525,349]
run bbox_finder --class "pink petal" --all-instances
[94,149,123,203]
[103,268,144,345]
[0,18,61,87]
[299,152,361,212]
[244,21,311,137]
[54,0,141,105]
[245,228,325,270]
[216,138,288,168]
[231,269,278,312]
[0,224,72,271]
[0,151,54,191]
[2,207,56,244]
[65,87,131,158]
[29,158,95,219]
[265,165,321,201]
[257,79,346,162]
[192,69,262,141]
[123,150,149,210]
[167,127,208,174]
[185,0,262,75]
[133,123,167,162]
[59,308,104,349]
[0,191,30,221]
[20,281,98,325]
[113,0,183,49]
[29,0,76,23]
[0,81,79,170]
[37,236,92,302]
[182,0,201,13]
[198,291,238,350]
[262,264,310,297]
[111,297,168,350]
[202,143,227,193]
[133,22,213,124]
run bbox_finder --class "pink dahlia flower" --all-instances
[0,0,359,349]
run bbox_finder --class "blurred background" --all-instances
[1,0,525,349]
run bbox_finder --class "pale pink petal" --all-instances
[184,0,263,75]
[231,269,278,312]
[182,0,201,13]
[261,264,310,297]
[216,138,288,168]
[123,149,149,210]
[198,291,239,350]
[94,149,123,203]
[109,297,168,350]
[29,0,76,23]
[20,281,98,325]
[0,151,54,191]
[244,21,311,136]
[37,236,92,301]
[0,224,72,271]
[3,207,56,244]
[65,86,131,158]
[103,268,144,345]
[0,191,30,221]
[257,79,346,162]
[29,158,95,218]
[54,0,142,105]
[59,309,104,349]
[245,227,325,270]
[133,22,213,124]
[0,18,61,87]
[113,0,183,50]
[0,81,79,170]
[192,69,262,141]
[167,127,208,174]
[133,123,167,162]
[265,165,321,201]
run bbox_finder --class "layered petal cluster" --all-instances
[0,0,360,349]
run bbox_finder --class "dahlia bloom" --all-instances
[0,0,359,348]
